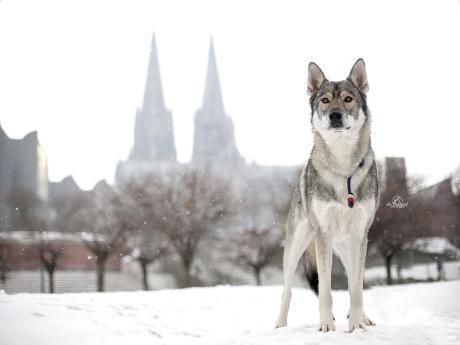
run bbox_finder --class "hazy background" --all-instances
[0,0,459,189]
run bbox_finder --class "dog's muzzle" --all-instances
[329,111,343,128]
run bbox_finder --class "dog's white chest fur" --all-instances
[312,197,375,239]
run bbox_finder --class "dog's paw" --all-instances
[362,312,376,327]
[319,321,336,333]
[348,311,375,332]
[319,317,336,332]
[348,318,366,332]
[274,319,287,329]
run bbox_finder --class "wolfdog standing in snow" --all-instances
[275,59,378,332]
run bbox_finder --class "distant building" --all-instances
[383,157,408,198]
[0,231,133,294]
[0,126,48,231]
[0,231,121,272]
[47,175,91,234]
[48,175,83,201]
[417,177,459,242]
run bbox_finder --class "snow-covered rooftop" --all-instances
[451,164,460,196]
[404,237,460,256]
[0,231,85,244]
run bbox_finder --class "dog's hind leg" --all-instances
[275,222,312,328]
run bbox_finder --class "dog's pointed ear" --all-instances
[348,58,369,93]
[307,62,327,96]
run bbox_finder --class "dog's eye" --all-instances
[344,96,353,103]
[321,98,329,104]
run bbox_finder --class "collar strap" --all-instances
[346,159,365,208]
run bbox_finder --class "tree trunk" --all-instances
[182,258,193,288]
[0,274,6,290]
[96,258,106,292]
[0,271,7,285]
[48,269,55,293]
[140,261,149,291]
[385,254,393,285]
[184,269,192,288]
[396,255,402,281]
[254,267,262,286]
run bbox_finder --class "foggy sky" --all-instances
[0,0,459,189]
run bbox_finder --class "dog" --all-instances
[275,59,379,333]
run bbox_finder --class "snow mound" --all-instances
[0,282,459,345]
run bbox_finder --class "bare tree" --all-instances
[0,238,12,287]
[272,170,300,224]
[232,228,281,285]
[118,176,172,290]
[130,235,168,290]
[225,167,296,285]
[78,181,128,292]
[8,191,63,291]
[144,167,234,287]
[37,237,63,293]
[369,160,427,285]
[369,158,404,284]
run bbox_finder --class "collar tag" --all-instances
[346,176,355,208]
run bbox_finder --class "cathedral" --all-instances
[115,34,297,229]
[115,35,246,180]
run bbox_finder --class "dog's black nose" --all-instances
[329,112,343,128]
[329,112,343,121]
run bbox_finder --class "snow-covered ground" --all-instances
[1,281,460,345]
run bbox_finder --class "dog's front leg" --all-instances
[348,234,375,332]
[315,231,335,332]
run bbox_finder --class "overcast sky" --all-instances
[0,0,459,190]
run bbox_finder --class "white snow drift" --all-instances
[1,281,459,345]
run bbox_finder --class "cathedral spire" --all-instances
[130,33,176,162]
[142,34,165,113]
[202,37,224,115]
[191,38,242,167]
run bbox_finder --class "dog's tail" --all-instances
[304,241,318,296]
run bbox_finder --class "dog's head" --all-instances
[308,59,369,138]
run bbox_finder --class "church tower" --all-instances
[130,34,177,162]
[191,39,242,167]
